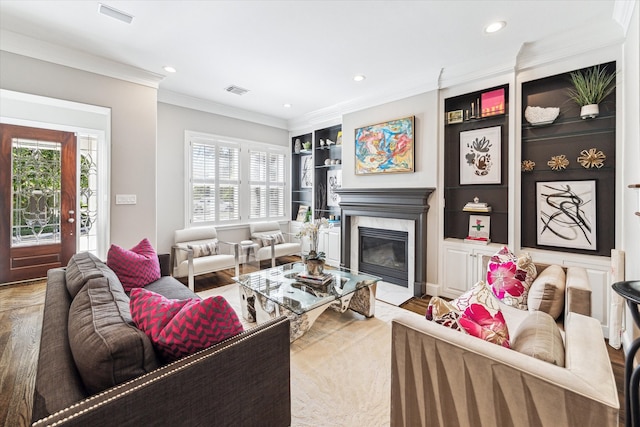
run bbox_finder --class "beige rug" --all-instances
[199,284,405,427]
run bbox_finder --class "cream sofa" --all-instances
[390,264,619,427]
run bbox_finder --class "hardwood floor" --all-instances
[0,265,627,426]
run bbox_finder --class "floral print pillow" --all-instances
[486,247,537,310]
[427,281,510,348]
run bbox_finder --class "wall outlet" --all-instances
[115,194,137,205]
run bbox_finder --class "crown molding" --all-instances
[158,89,288,130]
[0,29,165,88]
[613,0,637,35]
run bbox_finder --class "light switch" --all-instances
[116,194,137,205]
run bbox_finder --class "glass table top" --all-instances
[233,262,380,315]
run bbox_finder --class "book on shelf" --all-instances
[463,206,492,212]
[464,236,491,245]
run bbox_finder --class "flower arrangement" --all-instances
[566,65,616,107]
[296,217,332,261]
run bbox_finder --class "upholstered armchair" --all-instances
[249,221,302,268]
[172,227,239,291]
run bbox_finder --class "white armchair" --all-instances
[171,227,239,291]
[249,222,301,268]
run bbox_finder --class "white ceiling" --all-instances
[0,1,629,129]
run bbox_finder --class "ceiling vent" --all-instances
[224,85,250,96]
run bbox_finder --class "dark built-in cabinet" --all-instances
[444,84,510,244]
[521,61,616,257]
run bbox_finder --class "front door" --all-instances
[0,124,77,283]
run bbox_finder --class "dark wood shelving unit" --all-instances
[291,132,312,221]
[313,124,342,220]
[444,84,510,244]
[521,61,616,257]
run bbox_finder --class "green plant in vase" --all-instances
[566,64,616,119]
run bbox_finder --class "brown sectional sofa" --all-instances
[31,252,291,426]
[390,264,619,427]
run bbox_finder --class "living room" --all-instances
[1,1,639,426]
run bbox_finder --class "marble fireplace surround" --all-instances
[335,188,435,297]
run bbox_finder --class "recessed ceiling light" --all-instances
[283,103,292,108]
[485,21,506,34]
[353,74,366,82]
[163,66,177,73]
[97,3,134,24]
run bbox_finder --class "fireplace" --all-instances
[336,188,435,297]
[359,227,408,286]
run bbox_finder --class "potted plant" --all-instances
[296,217,332,275]
[566,64,616,119]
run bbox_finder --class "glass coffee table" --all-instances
[233,262,381,342]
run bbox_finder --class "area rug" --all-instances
[199,284,407,426]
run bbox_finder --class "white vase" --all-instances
[580,104,599,119]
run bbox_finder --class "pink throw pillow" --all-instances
[129,288,244,361]
[486,246,536,310]
[106,238,160,291]
[459,303,510,348]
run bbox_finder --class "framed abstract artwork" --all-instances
[300,155,313,188]
[354,116,414,175]
[459,126,501,185]
[536,180,597,250]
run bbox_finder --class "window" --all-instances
[186,131,287,226]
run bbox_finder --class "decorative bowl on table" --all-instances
[524,106,560,126]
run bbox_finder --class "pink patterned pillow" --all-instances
[486,246,537,310]
[427,281,510,347]
[107,238,160,291]
[129,288,244,361]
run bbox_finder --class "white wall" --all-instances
[622,2,640,351]
[156,102,289,253]
[0,51,157,250]
[341,91,440,285]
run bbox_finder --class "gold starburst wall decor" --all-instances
[548,154,569,171]
[577,148,606,169]
[521,160,536,172]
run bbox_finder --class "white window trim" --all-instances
[184,130,289,228]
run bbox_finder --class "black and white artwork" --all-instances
[300,155,313,188]
[536,180,596,250]
[327,169,342,207]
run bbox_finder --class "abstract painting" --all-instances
[327,169,342,207]
[460,126,501,185]
[536,180,597,250]
[355,116,414,174]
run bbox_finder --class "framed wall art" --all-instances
[354,116,414,175]
[300,155,313,188]
[536,180,597,250]
[327,169,342,207]
[460,125,501,185]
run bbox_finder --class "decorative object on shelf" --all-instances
[566,64,616,119]
[547,154,569,171]
[460,125,501,185]
[521,159,536,172]
[319,139,325,147]
[303,141,312,150]
[316,182,326,212]
[536,180,596,250]
[336,131,342,145]
[447,110,463,124]
[465,215,491,244]
[300,155,313,188]
[524,106,560,126]
[577,148,606,169]
[326,139,335,146]
[294,138,302,154]
[324,158,331,165]
[355,116,414,175]
[327,169,342,207]
[463,197,492,212]
[296,205,310,222]
[481,88,505,117]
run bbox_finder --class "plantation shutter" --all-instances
[249,150,267,218]
[269,152,285,217]
[191,141,216,223]
[218,144,240,221]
